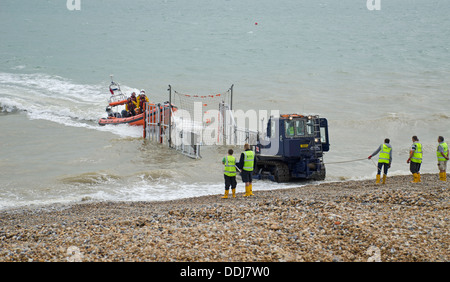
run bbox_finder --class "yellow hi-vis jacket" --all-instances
[411,142,423,163]
[378,144,392,164]
[243,150,255,171]
[437,142,448,161]
[224,156,237,177]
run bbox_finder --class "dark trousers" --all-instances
[121,109,136,117]
[224,175,237,190]
[410,162,421,174]
[377,162,389,175]
[241,170,253,183]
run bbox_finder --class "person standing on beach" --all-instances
[368,138,392,184]
[407,136,423,183]
[436,136,449,181]
[222,149,237,198]
[237,143,255,197]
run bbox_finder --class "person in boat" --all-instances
[121,97,137,117]
[106,106,121,118]
[136,90,149,114]
[131,92,138,104]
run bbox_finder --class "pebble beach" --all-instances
[0,174,448,262]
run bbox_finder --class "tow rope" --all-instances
[324,158,379,168]
[323,157,367,164]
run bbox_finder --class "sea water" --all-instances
[1,0,449,210]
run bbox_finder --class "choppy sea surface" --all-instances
[1,0,449,210]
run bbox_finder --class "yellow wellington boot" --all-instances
[418,173,421,182]
[249,183,254,196]
[411,173,419,183]
[376,174,381,184]
[232,188,236,198]
[382,175,387,184]
[444,173,448,182]
[221,189,229,199]
[243,185,250,197]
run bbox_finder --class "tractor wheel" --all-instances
[311,165,326,181]
[273,162,290,183]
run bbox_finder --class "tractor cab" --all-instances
[255,114,330,182]
[260,114,329,157]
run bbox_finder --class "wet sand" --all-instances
[0,174,448,262]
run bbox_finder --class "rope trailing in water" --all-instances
[324,157,379,168]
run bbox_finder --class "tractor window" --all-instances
[306,121,314,135]
[320,127,327,143]
[295,120,305,136]
[285,120,295,137]
[270,120,276,138]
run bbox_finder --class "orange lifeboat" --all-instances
[98,103,175,126]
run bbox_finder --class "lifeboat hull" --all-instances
[98,113,144,126]
[98,104,174,126]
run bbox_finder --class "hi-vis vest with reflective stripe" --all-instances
[411,142,423,163]
[224,156,237,177]
[378,144,391,164]
[243,150,255,171]
[437,142,448,161]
